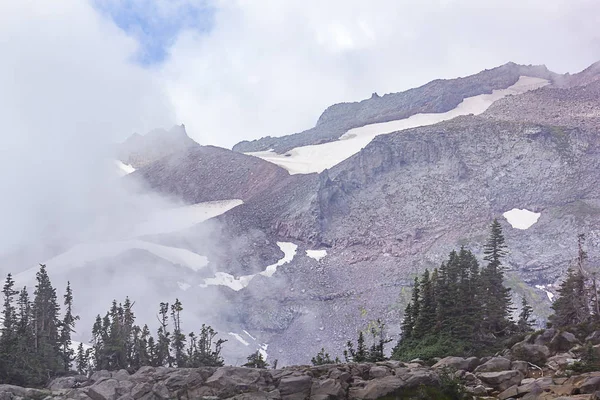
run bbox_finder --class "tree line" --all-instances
[0,265,225,386]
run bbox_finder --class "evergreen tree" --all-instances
[517,297,535,332]
[243,351,268,368]
[0,274,18,382]
[59,282,79,372]
[311,348,340,365]
[481,220,513,335]
[344,331,367,362]
[170,299,186,367]
[75,342,90,376]
[413,269,436,338]
[31,264,62,380]
[550,267,589,328]
[155,302,171,367]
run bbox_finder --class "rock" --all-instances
[151,382,170,399]
[512,342,550,365]
[205,367,273,398]
[550,331,580,353]
[473,357,512,373]
[0,385,51,399]
[279,375,312,400]
[130,382,152,400]
[348,376,404,400]
[497,384,519,400]
[570,372,600,394]
[48,375,88,390]
[511,360,529,375]
[476,370,524,392]
[548,353,579,371]
[112,370,130,381]
[432,356,476,371]
[310,378,344,400]
[465,385,488,396]
[586,331,600,345]
[87,378,120,400]
[368,366,390,379]
[91,371,113,382]
[534,329,557,347]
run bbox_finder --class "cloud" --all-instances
[0,0,174,257]
[157,0,600,148]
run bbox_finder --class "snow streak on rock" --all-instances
[199,242,298,291]
[247,76,549,174]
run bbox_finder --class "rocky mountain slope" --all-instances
[13,60,600,367]
[233,63,558,154]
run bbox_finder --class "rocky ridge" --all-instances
[232,62,558,154]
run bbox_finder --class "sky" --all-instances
[0,0,599,255]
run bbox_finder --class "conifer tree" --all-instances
[413,269,435,338]
[311,348,340,365]
[517,297,535,332]
[59,282,79,372]
[481,220,513,334]
[156,302,171,367]
[170,299,186,367]
[31,264,62,379]
[0,274,18,382]
[243,351,268,368]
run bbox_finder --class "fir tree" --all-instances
[170,299,186,367]
[517,296,535,332]
[311,348,340,365]
[413,269,436,338]
[243,351,268,368]
[59,282,79,372]
[0,274,18,382]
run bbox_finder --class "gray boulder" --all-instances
[476,370,524,392]
[279,375,312,400]
[511,342,550,365]
[550,331,579,353]
[473,357,511,373]
[87,378,120,400]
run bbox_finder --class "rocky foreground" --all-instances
[5,329,600,400]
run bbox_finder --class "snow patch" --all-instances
[243,330,256,341]
[258,343,269,360]
[133,199,243,236]
[15,240,209,283]
[115,160,135,176]
[247,76,549,174]
[228,332,250,346]
[199,242,298,291]
[535,284,555,301]
[503,208,541,230]
[306,249,327,261]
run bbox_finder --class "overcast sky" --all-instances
[3,0,600,151]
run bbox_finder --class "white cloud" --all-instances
[160,0,600,148]
[0,0,174,257]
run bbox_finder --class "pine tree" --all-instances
[31,264,62,380]
[311,348,340,365]
[170,299,186,367]
[413,269,436,338]
[243,351,268,368]
[0,274,18,382]
[59,282,79,372]
[517,297,535,332]
[156,302,171,367]
[481,220,513,335]
[550,267,589,328]
[75,342,89,375]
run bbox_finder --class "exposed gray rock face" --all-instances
[117,124,198,169]
[233,62,558,154]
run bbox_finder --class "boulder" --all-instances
[87,378,120,400]
[511,360,529,375]
[534,328,557,347]
[547,353,579,371]
[512,342,550,365]
[48,375,88,390]
[348,376,404,400]
[310,378,345,400]
[279,375,312,400]
[205,367,273,399]
[586,331,600,345]
[473,357,512,373]
[476,370,524,392]
[368,366,390,379]
[550,331,580,353]
[130,382,152,399]
[432,356,478,372]
[0,384,51,399]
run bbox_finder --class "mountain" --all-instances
[117,124,197,169]
[12,60,600,366]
